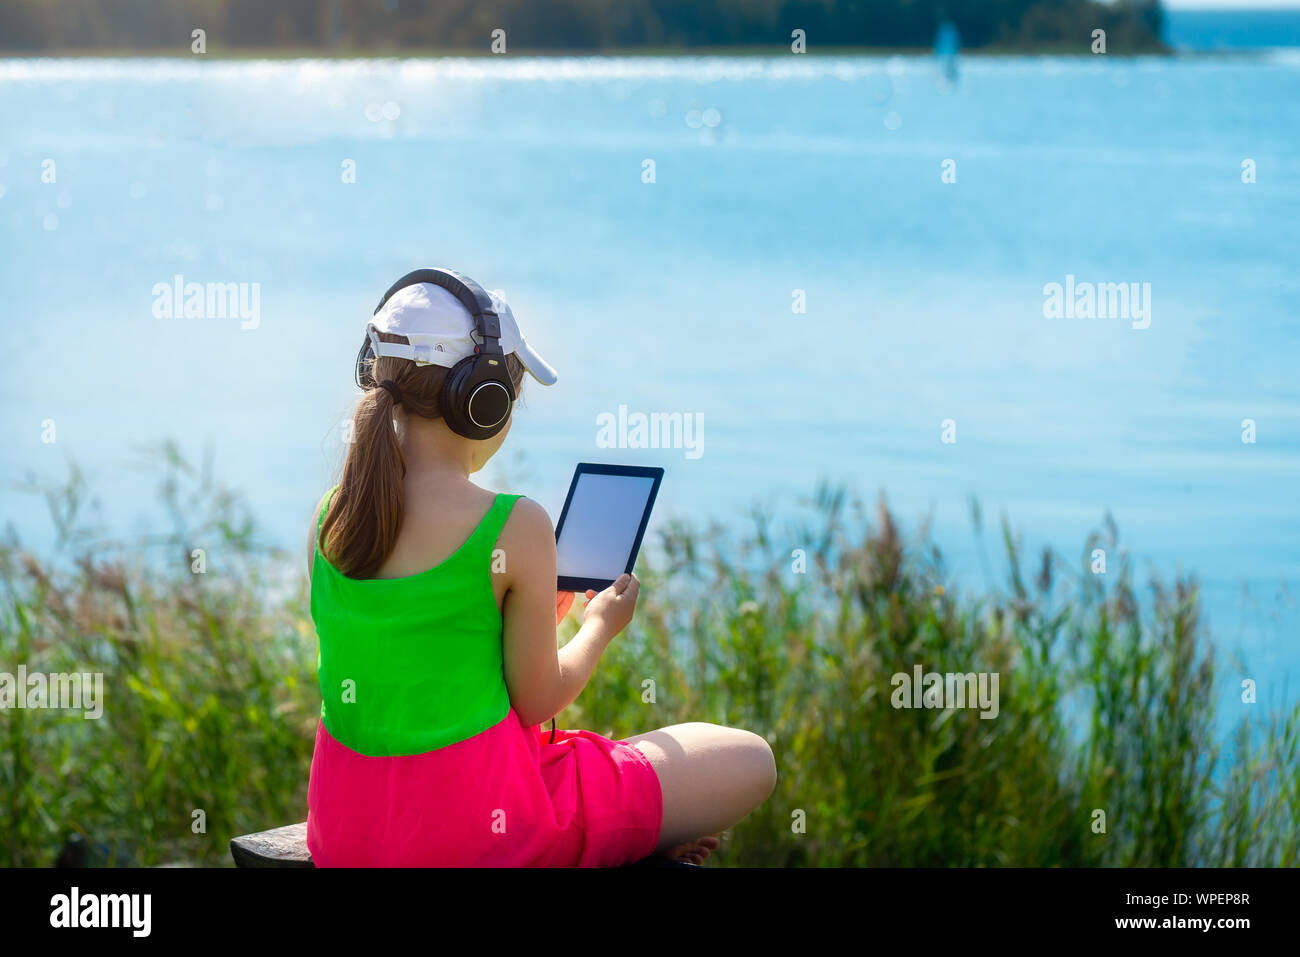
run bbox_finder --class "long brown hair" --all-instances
[319,332,525,579]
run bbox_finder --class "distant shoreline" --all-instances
[7,47,1296,61]
[0,45,1191,60]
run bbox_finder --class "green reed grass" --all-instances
[2,454,1296,866]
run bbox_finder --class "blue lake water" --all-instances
[1,53,1297,725]
[1165,8,1300,51]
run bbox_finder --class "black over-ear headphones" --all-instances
[355,268,518,440]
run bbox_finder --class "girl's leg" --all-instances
[624,722,776,852]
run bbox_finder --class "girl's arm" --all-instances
[306,490,330,582]
[499,497,639,727]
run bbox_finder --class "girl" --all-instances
[305,269,776,867]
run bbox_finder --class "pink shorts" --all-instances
[307,710,663,867]
[534,723,664,866]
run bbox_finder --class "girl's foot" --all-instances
[666,834,720,865]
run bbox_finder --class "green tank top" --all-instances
[310,487,523,758]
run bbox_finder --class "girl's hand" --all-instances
[556,589,597,625]
[555,591,576,625]
[581,573,640,642]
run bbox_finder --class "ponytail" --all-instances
[319,384,406,579]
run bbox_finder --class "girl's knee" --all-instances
[676,722,776,800]
[722,727,776,800]
[744,730,777,797]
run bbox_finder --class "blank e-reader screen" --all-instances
[556,472,656,582]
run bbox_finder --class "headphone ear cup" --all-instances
[440,356,516,440]
[355,337,377,389]
[439,357,475,437]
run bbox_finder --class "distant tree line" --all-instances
[0,0,1165,53]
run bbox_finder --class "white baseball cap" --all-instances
[366,282,558,386]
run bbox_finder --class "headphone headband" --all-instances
[373,268,503,353]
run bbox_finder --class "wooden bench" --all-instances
[230,823,314,868]
[230,823,696,868]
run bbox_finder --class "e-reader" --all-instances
[554,463,664,593]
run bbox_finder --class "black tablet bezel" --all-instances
[554,463,664,594]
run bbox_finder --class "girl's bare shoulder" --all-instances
[498,494,553,549]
